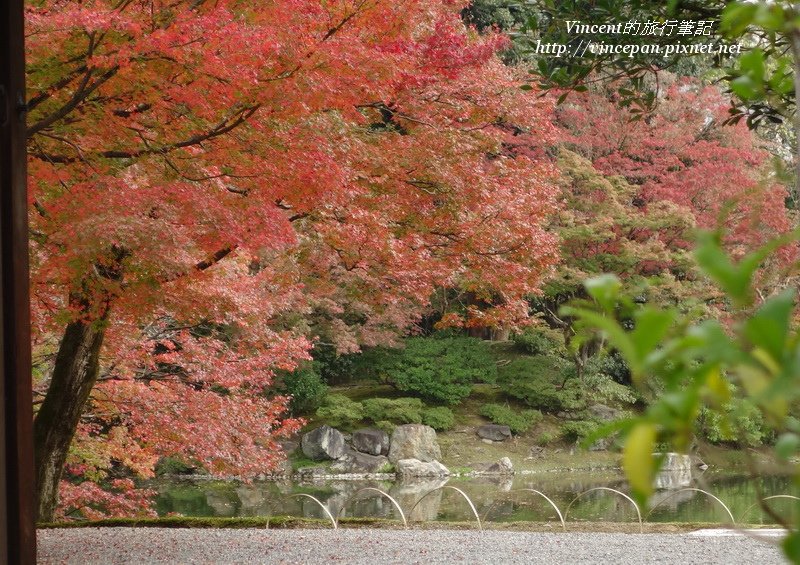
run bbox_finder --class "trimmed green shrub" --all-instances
[281,363,328,414]
[498,356,582,412]
[315,394,365,428]
[316,394,457,431]
[479,403,542,434]
[380,335,497,405]
[560,420,599,443]
[422,407,456,431]
[374,420,395,434]
[362,397,424,425]
[581,370,637,405]
[512,327,566,356]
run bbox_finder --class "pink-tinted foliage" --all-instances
[28,0,560,517]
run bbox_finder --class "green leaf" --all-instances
[753,4,786,32]
[730,76,759,101]
[584,274,621,312]
[704,366,731,406]
[693,230,794,307]
[721,2,758,36]
[623,422,657,502]
[783,530,800,564]
[578,417,635,450]
[739,48,766,83]
[683,321,741,365]
[630,308,675,364]
[694,232,745,302]
[744,289,794,364]
[775,433,800,462]
[563,307,639,377]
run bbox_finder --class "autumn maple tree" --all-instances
[520,78,794,382]
[26,0,560,519]
[556,78,794,258]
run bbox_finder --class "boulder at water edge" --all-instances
[330,448,390,474]
[659,452,692,471]
[484,457,514,475]
[396,458,450,479]
[301,425,346,461]
[352,428,390,456]
[388,424,442,463]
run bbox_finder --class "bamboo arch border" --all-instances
[564,487,643,533]
[645,488,735,524]
[283,487,798,532]
[480,488,566,531]
[407,485,483,531]
[740,495,800,523]
[288,493,338,529]
[336,487,408,529]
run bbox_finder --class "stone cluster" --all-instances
[297,422,516,480]
[300,423,448,478]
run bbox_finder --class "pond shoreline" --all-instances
[162,446,629,483]
[38,516,785,532]
[162,461,623,484]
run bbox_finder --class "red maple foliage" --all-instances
[555,77,793,256]
[27,0,559,518]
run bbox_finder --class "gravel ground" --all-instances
[37,528,787,564]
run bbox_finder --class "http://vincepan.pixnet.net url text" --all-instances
[535,19,743,59]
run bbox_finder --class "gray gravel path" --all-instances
[37,528,786,564]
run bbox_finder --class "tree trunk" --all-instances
[33,316,107,521]
[33,247,127,521]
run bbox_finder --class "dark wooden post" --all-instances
[0,0,36,561]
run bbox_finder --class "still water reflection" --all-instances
[153,471,796,525]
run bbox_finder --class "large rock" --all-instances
[659,452,692,471]
[588,403,619,422]
[352,428,390,456]
[396,458,450,479]
[388,424,441,463]
[477,424,511,442]
[653,452,700,490]
[484,457,514,475]
[301,425,346,461]
[330,448,390,474]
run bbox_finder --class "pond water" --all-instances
[153,469,798,526]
